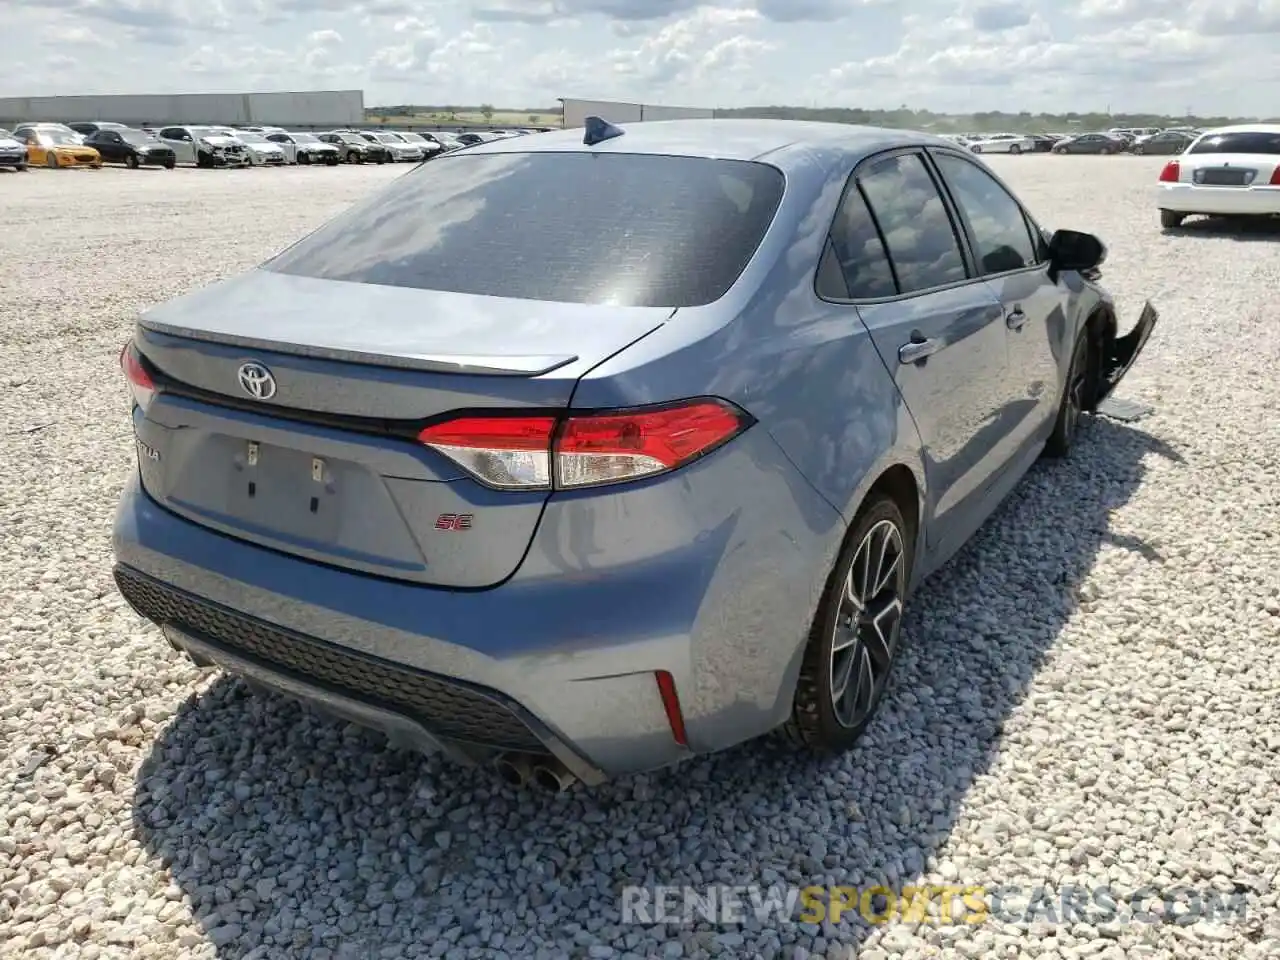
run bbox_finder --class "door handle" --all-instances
[1006,308,1028,330]
[899,337,941,364]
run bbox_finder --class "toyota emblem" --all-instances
[237,362,277,400]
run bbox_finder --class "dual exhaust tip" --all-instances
[494,752,578,792]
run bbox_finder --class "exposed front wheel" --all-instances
[1009,144,1021,155]
[1160,209,1186,229]
[1044,329,1093,458]
[45,152,58,169]
[126,154,139,169]
[299,152,311,165]
[787,496,912,752]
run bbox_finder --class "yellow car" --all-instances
[19,126,102,169]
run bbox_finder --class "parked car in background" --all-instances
[156,126,250,167]
[112,119,1156,790]
[454,131,499,147]
[68,121,130,137]
[967,133,1036,155]
[318,131,390,164]
[1028,135,1061,153]
[237,126,287,135]
[264,131,342,165]
[1052,133,1124,155]
[227,130,288,166]
[0,129,28,170]
[1155,124,1280,228]
[389,131,446,158]
[14,122,86,144]
[1132,130,1194,155]
[83,128,177,169]
[355,131,424,161]
[14,125,101,168]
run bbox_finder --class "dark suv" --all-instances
[319,131,390,164]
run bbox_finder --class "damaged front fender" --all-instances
[1095,300,1158,407]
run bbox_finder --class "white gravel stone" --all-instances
[1,157,1278,959]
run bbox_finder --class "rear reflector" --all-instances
[417,398,751,491]
[654,670,688,746]
[1158,161,1180,182]
[120,342,156,411]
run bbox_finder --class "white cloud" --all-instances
[0,0,1274,116]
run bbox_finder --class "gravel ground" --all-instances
[1,158,1278,960]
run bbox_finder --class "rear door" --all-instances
[930,149,1063,453]
[831,150,1012,545]
[130,150,785,588]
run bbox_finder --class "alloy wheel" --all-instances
[829,519,906,728]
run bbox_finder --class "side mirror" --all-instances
[1048,229,1106,273]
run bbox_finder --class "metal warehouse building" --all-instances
[0,90,364,128]
[558,97,716,128]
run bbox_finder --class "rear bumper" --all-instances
[1156,183,1280,216]
[111,426,844,778]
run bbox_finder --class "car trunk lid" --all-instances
[131,270,671,587]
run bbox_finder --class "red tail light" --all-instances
[1158,161,1180,182]
[417,398,751,491]
[654,670,688,746]
[120,342,156,410]
[1269,166,1280,186]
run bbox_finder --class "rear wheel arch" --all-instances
[866,464,921,569]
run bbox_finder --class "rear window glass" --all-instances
[264,152,785,307]
[1188,132,1280,155]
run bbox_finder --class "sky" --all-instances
[3,0,1279,116]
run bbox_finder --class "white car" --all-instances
[264,131,342,165]
[156,125,250,167]
[388,131,446,159]
[1155,124,1280,228]
[968,133,1036,155]
[225,130,288,165]
[363,131,425,161]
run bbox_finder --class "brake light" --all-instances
[1158,161,1180,182]
[1270,166,1280,186]
[120,342,156,411]
[416,399,751,491]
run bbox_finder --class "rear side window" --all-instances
[856,154,967,295]
[1188,131,1280,155]
[264,152,785,307]
[821,184,896,298]
[933,153,1038,275]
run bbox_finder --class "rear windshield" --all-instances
[264,152,785,307]
[1188,132,1280,155]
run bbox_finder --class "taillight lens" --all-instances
[1269,166,1280,186]
[120,342,156,411]
[417,416,556,490]
[1158,161,1180,182]
[417,399,751,491]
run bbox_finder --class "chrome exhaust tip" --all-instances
[531,758,579,793]
[494,753,534,787]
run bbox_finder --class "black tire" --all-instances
[375,156,386,164]
[1044,328,1094,458]
[326,158,339,166]
[45,152,58,169]
[164,160,175,170]
[126,154,139,169]
[299,152,311,165]
[971,144,983,154]
[786,495,913,752]
[1160,209,1185,229]
[17,162,27,172]
[196,151,211,169]
[1009,144,1021,155]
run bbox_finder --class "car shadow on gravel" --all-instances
[133,416,1182,959]
[1170,216,1280,242]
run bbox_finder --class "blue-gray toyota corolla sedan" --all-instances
[113,119,1156,791]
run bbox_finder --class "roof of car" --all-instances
[462,118,951,164]
[1200,123,1280,134]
